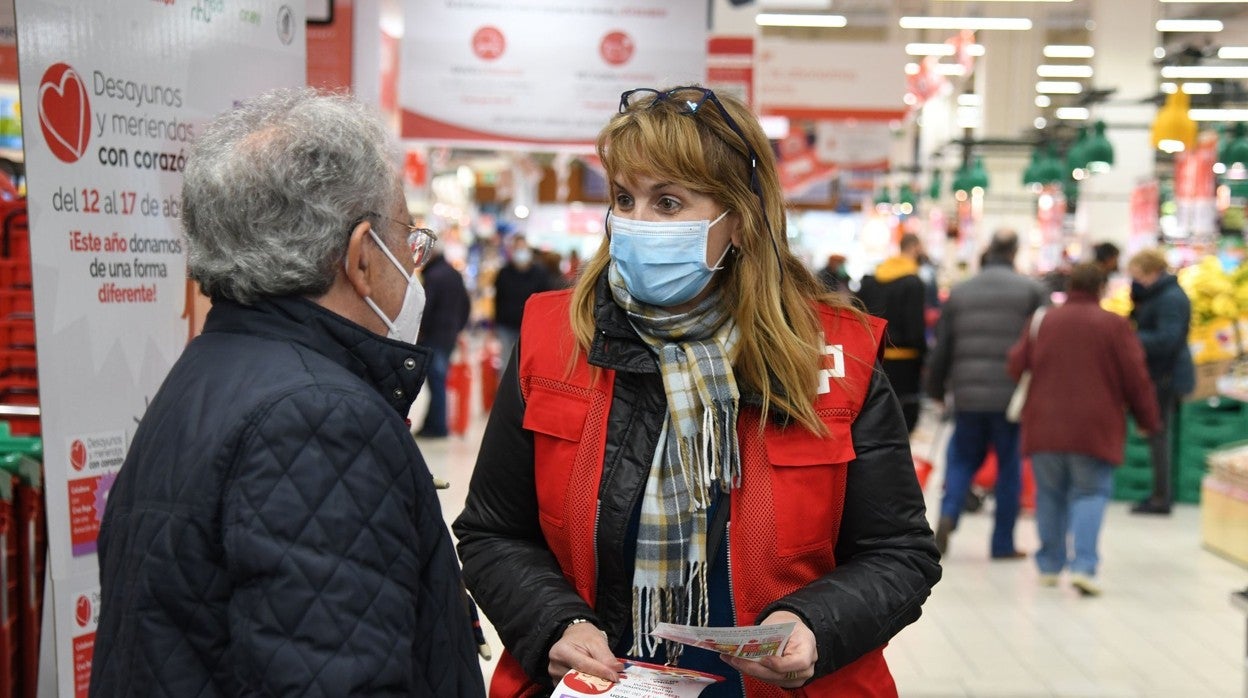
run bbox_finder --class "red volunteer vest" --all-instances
[491,291,895,698]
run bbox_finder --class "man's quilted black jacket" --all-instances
[89,296,486,697]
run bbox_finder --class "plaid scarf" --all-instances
[607,265,741,660]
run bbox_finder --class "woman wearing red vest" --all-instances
[453,86,941,698]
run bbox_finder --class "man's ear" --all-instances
[344,220,374,298]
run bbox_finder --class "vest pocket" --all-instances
[522,383,591,528]
[763,419,854,556]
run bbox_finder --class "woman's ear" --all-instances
[343,219,374,298]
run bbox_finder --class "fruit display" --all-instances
[1177,255,1244,364]
[1101,283,1131,317]
[1178,255,1240,326]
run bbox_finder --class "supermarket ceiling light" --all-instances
[756,13,847,27]
[1036,81,1083,94]
[1036,65,1094,78]
[899,16,1032,30]
[1155,19,1224,32]
[1035,95,1052,107]
[1043,45,1095,58]
[1161,65,1248,78]
[957,93,983,106]
[905,42,985,56]
[1055,107,1090,120]
[1161,82,1213,94]
[934,63,968,76]
[757,0,832,8]
[1218,47,1248,59]
[1190,109,1248,121]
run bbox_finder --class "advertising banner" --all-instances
[756,38,907,121]
[400,0,705,148]
[15,0,304,692]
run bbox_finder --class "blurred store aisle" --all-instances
[417,398,1246,698]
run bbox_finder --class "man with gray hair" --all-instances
[90,89,486,696]
[926,229,1048,561]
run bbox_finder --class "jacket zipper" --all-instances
[725,519,747,698]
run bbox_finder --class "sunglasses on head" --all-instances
[619,87,760,174]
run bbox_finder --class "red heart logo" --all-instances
[69,439,86,471]
[75,595,91,627]
[38,63,91,164]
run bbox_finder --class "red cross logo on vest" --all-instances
[818,342,845,394]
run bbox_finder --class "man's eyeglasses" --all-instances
[617,86,781,282]
[366,212,438,270]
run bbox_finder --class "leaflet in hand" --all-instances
[649,621,795,661]
[553,660,723,698]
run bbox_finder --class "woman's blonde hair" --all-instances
[569,86,859,434]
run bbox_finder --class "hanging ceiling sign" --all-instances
[707,35,753,108]
[756,38,907,122]
[401,0,705,149]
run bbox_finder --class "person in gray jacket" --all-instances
[926,230,1048,559]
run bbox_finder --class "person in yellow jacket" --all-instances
[855,233,928,433]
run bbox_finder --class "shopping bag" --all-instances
[1006,307,1047,423]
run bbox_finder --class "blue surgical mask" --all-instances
[608,210,731,306]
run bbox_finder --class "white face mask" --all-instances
[358,228,426,344]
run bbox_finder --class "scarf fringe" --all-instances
[630,562,710,661]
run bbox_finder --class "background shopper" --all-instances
[89,89,485,697]
[454,85,940,698]
[856,232,929,433]
[416,246,471,438]
[1127,248,1195,515]
[492,233,556,369]
[926,230,1048,559]
[816,253,849,293]
[1007,263,1160,596]
[1092,241,1121,277]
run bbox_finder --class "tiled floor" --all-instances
[416,395,1248,698]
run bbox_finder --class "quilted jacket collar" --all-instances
[202,296,430,415]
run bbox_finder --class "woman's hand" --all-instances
[720,610,818,688]
[547,621,624,685]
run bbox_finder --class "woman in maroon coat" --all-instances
[1007,263,1160,596]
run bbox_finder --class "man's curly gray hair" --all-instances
[182,88,398,304]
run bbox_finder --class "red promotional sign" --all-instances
[906,57,946,110]
[306,0,354,91]
[1174,134,1217,200]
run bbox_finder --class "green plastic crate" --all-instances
[1112,467,1153,501]
[0,421,40,459]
